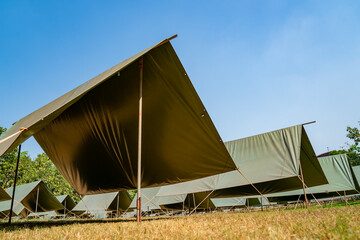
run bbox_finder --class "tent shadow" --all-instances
[0,216,174,232]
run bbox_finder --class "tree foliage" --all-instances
[330,124,360,166]
[0,127,80,203]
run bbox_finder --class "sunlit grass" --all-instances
[1,205,360,239]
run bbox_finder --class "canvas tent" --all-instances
[72,191,132,218]
[211,197,247,209]
[157,124,328,200]
[27,194,76,218]
[0,35,236,197]
[266,154,358,202]
[352,166,360,186]
[0,187,11,201]
[0,181,63,218]
[129,187,187,213]
[56,195,76,215]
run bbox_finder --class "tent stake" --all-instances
[298,160,309,208]
[136,57,144,223]
[8,144,22,224]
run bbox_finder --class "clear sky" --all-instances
[0,0,359,158]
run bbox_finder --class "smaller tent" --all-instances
[0,181,63,218]
[129,187,187,213]
[56,195,76,215]
[28,195,76,218]
[72,191,131,218]
[211,197,246,209]
[267,154,358,202]
[0,187,11,201]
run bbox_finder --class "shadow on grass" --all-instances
[0,216,176,232]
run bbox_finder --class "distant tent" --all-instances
[211,197,246,208]
[266,154,358,202]
[211,196,272,209]
[0,181,63,218]
[160,192,215,211]
[157,124,328,199]
[72,191,132,218]
[129,187,187,213]
[28,195,77,218]
[0,187,11,201]
[0,36,236,195]
[352,166,360,187]
[56,195,76,215]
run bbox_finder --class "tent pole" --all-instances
[261,197,263,212]
[298,160,309,208]
[136,57,144,223]
[8,144,22,224]
[35,186,40,214]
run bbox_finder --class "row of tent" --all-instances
[1,125,359,219]
[0,36,359,220]
[0,181,75,218]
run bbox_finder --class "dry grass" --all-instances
[1,205,360,239]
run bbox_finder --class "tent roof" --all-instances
[266,154,356,201]
[157,124,327,197]
[0,35,235,195]
[5,181,63,214]
[73,191,131,213]
[0,187,11,201]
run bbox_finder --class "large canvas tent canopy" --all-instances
[0,187,11,201]
[266,154,358,202]
[72,191,132,218]
[157,124,327,199]
[0,181,63,217]
[0,35,236,195]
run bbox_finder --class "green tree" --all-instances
[330,125,360,166]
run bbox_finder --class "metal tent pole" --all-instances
[8,144,22,224]
[136,57,144,223]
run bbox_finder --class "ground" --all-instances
[1,204,360,239]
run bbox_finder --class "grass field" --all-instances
[1,205,360,239]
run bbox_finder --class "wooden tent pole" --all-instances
[8,144,21,224]
[136,57,144,223]
[299,160,309,208]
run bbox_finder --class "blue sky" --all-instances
[0,0,359,158]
